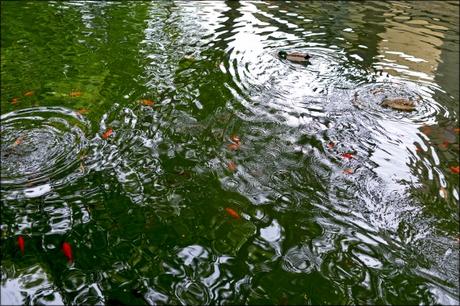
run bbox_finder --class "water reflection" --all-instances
[1,0,458,305]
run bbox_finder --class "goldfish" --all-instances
[18,236,25,255]
[341,153,354,159]
[140,99,154,106]
[227,161,237,172]
[450,166,460,174]
[327,142,335,149]
[225,207,240,219]
[24,91,34,97]
[13,137,23,146]
[77,108,89,115]
[439,187,448,199]
[227,143,240,151]
[61,242,73,263]
[69,91,81,97]
[11,97,18,104]
[439,141,450,149]
[102,128,113,139]
[415,146,422,153]
[343,168,353,174]
[230,134,241,144]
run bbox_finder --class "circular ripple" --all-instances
[352,81,444,123]
[1,107,90,198]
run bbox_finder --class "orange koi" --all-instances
[343,168,353,174]
[450,166,460,174]
[140,99,154,106]
[227,143,240,151]
[69,91,81,97]
[341,153,354,159]
[18,236,25,255]
[225,207,240,219]
[327,142,335,149]
[230,134,241,144]
[439,140,449,149]
[227,161,237,172]
[11,97,18,104]
[77,108,89,115]
[14,137,23,146]
[61,242,73,263]
[24,91,34,97]
[102,128,113,140]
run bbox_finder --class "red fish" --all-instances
[327,142,335,149]
[61,242,73,263]
[225,207,240,219]
[102,128,113,139]
[450,166,460,174]
[24,91,34,97]
[11,97,18,104]
[343,168,353,174]
[18,236,25,255]
[341,153,354,159]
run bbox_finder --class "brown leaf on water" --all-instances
[69,91,81,97]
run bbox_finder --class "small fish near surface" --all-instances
[18,236,25,255]
[225,207,240,219]
[278,50,311,63]
[380,98,417,111]
[61,242,73,263]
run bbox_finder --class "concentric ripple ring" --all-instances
[1,107,90,198]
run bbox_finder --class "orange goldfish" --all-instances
[327,142,335,149]
[230,134,241,144]
[18,236,25,255]
[341,153,354,159]
[11,97,18,104]
[343,168,353,174]
[69,91,81,97]
[450,166,460,174]
[225,207,240,219]
[227,143,240,151]
[61,242,73,263]
[24,91,34,97]
[102,128,113,139]
[140,99,154,106]
[227,161,237,172]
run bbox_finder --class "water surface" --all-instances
[1,1,459,305]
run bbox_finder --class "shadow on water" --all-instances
[1,1,459,305]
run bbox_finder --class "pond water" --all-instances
[1,1,459,305]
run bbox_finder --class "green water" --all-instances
[1,1,459,305]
